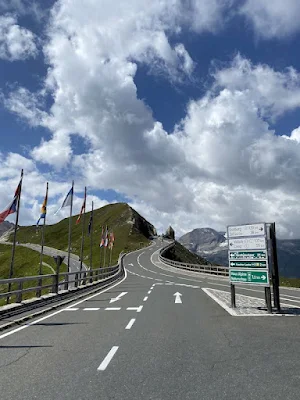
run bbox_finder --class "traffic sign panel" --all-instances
[228,237,266,250]
[227,223,266,238]
[230,260,267,268]
[229,250,267,260]
[230,269,269,285]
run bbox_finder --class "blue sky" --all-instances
[2,0,300,237]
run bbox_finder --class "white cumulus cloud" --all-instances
[0,14,38,61]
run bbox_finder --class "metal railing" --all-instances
[159,242,229,276]
[0,257,123,305]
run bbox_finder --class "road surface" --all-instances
[0,240,299,400]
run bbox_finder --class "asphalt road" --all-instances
[0,240,300,400]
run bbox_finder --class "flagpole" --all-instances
[67,180,74,276]
[89,201,94,271]
[79,187,87,279]
[39,182,48,277]
[7,169,23,304]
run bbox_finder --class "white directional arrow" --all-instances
[174,292,182,304]
[109,292,128,303]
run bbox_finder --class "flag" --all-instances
[108,231,115,249]
[0,177,22,224]
[99,226,105,247]
[36,187,48,226]
[54,187,73,215]
[76,192,86,225]
[104,226,109,247]
[87,213,93,235]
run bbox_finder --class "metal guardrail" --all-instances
[159,242,229,276]
[0,257,123,305]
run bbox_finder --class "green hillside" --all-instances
[162,241,211,265]
[0,244,66,305]
[9,203,153,269]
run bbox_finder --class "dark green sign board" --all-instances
[230,269,269,285]
[230,260,267,268]
[229,250,267,260]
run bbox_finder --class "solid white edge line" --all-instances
[202,288,237,316]
[97,346,119,371]
[202,288,300,317]
[125,318,136,330]
[143,296,148,301]
[0,266,128,340]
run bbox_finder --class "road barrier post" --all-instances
[53,255,65,294]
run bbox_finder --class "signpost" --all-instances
[227,222,274,313]
[229,269,269,284]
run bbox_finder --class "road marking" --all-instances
[64,308,79,311]
[105,307,121,311]
[109,292,127,303]
[143,296,148,301]
[127,307,139,311]
[202,288,300,317]
[97,346,119,371]
[125,318,136,330]
[137,305,143,312]
[280,297,300,304]
[278,293,300,300]
[147,290,151,294]
[174,292,182,304]
[160,273,173,277]
[128,263,134,266]
[83,308,100,311]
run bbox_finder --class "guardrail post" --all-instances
[75,273,78,288]
[16,281,23,303]
[36,276,42,298]
[51,275,56,293]
[89,270,93,283]
[231,284,236,308]
[64,274,68,290]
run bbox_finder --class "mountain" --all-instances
[179,228,300,279]
[7,203,156,267]
[0,221,14,239]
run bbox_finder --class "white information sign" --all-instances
[227,223,265,238]
[228,237,266,250]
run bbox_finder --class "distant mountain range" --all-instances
[179,228,300,279]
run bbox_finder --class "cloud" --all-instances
[240,0,300,39]
[0,14,38,61]
[3,1,300,238]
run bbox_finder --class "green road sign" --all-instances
[230,269,269,285]
[229,250,267,260]
[229,260,267,268]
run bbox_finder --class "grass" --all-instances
[163,241,211,265]
[1,203,153,304]
[280,277,300,288]
[8,202,152,270]
[0,244,67,305]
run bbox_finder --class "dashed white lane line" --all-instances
[64,308,79,311]
[97,346,119,371]
[125,318,136,330]
[126,305,143,312]
[83,308,100,311]
[148,290,151,294]
[105,307,121,311]
[143,296,148,301]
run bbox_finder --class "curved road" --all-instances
[0,240,299,399]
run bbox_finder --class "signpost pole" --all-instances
[270,223,280,311]
[230,284,236,308]
[265,287,272,313]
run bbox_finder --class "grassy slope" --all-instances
[163,241,211,265]
[0,244,64,305]
[9,203,151,269]
[280,277,300,288]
